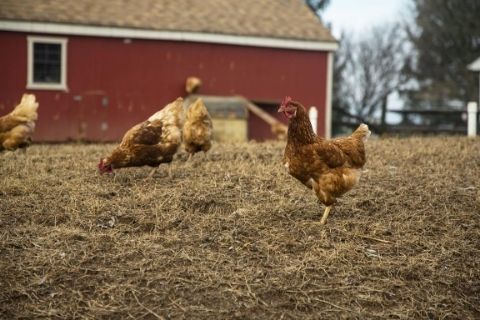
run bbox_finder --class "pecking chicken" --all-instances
[0,94,39,152]
[278,96,370,224]
[98,97,184,176]
[183,98,213,158]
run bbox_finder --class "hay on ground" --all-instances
[0,136,479,319]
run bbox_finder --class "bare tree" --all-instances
[333,24,409,132]
[305,0,330,20]
[306,0,330,12]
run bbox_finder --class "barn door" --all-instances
[74,91,111,141]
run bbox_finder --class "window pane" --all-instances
[33,43,61,83]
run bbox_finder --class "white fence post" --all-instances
[467,102,478,137]
[309,106,318,135]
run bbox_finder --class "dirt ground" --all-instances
[1,136,479,319]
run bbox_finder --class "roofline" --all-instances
[0,20,338,52]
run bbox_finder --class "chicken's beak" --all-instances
[278,104,286,113]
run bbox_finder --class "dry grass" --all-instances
[1,136,479,319]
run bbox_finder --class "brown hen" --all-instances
[0,94,39,152]
[279,97,370,224]
[98,97,184,176]
[183,98,213,159]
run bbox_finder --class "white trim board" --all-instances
[0,20,339,52]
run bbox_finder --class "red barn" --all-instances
[0,0,337,141]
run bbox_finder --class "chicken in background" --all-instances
[185,76,202,94]
[183,98,213,159]
[0,94,39,152]
[98,97,184,177]
[278,96,370,225]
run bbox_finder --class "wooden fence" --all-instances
[333,106,479,136]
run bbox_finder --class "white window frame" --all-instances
[27,36,68,90]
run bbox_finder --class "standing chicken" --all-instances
[183,98,213,159]
[278,96,370,224]
[98,97,184,176]
[0,94,39,152]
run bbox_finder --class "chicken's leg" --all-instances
[167,165,173,178]
[320,206,332,225]
[146,168,156,179]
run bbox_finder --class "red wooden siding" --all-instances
[248,102,287,141]
[0,31,329,141]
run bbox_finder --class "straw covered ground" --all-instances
[1,136,479,319]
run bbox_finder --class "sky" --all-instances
[322,0,412,113]
[322,0,411,38]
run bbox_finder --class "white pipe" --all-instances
[309,106,318,135]
[467,101,478,137]
[325,52,334,138]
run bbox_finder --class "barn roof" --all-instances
[0,0,335,43]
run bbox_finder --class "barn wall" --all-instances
[0,31,329,141]
[247,103,283,141]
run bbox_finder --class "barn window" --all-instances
[27,36,67,90]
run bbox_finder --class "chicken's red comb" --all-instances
[281,96,292,106]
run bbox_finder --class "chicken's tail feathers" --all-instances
[11,94,39,121]
[352,123,371,142]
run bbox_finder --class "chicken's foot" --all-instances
[320,206,332,225]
